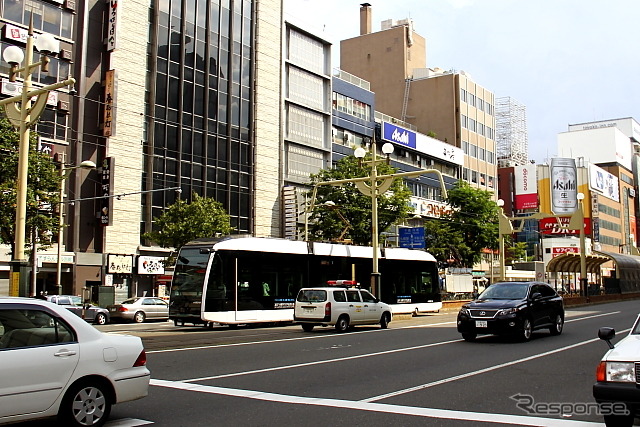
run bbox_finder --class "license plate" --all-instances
[475,320,488,328]
[110,308,116,312]
[303,308,314,314]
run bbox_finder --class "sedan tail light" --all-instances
[596,361,606,381]
[118,307,128,312]
[133,350,147,367]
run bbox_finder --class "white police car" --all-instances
[593,315,640,426]
[293,280,392,332]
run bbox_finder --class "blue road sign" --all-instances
[399,227,425,249]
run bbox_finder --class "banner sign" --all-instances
[588,164,619,202]
[382,122,416,149]
[100,157,114,226]
[539,217,591,236]
[137,256,165,275]
[550,158,577,214]
[107,254,133,274]
[514,165,538,209]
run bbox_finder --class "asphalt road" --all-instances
[18,300,640,426]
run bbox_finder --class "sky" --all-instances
[284,0,640,164]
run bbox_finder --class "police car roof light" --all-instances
[327,280,359,287]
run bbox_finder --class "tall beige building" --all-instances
[340,4,497,193]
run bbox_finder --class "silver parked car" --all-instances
[46,295,110,325]
[107,297,169,323]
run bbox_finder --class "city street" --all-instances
[18,300,640,426]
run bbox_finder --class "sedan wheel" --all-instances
[59,381,112,427]
[133,311,146,323]
[521,318,533,342]
[549,314,564,336]
[93,313,107,325]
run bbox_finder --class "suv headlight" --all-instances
[497,307,519,316]
[459,307,470,315]
[604,362,636,382]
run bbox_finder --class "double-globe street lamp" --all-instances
[0,17,75,296]
[56,157,96,295]
[307,136,448,297]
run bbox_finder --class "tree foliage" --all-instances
[142,193,234,253]
[305,155,412,245]
[0,116,62,258]
[432,181,500,268]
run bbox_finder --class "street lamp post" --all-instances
[353,138,395,296]
[497,199,513,282]
[56,156,96,295]
[0,17,75,296]
[571,192,588,299]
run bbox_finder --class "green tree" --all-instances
[143,193,234,254]
[0,117,62,258]
[305,155,412,245]
[506,239,529,265]
[423,218,467,267]
[441,181,500,267]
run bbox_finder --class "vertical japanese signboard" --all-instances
[106,0,118,51]
[100,157,114,226]
[103,69,116,137]
[550,158,577,214]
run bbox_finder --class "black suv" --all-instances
[456,281,564,342]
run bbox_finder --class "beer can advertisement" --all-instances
[550,158,577,214]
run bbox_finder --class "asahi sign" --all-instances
[550,158,577,214]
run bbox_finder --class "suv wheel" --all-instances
[549,313,564,336]
[335,315,350,333]
[380,313,390,329]
[301,324,314,332]
[521,318,533,342]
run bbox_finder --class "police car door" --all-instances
[345,290,365,324]
[359,290,379,322]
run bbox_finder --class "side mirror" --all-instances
[531,292,542,301]
[598,327,616,349]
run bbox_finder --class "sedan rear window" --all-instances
[296,290,327,303]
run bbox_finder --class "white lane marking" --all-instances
[175,310,621,382]
[565,311,620,322]
[362,327,632,403]
[105,418,154,426]
[150,379,602,426]
[182,339,462,382]
[147,310,621,355]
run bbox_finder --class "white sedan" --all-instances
[0,297,150,426]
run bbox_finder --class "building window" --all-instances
[289,66,323,110]
[332,92,371,121]
[287,104,324,148]
[2,0,74,39]
[288,29,325,75]
[286,144,324,179]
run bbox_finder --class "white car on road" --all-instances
[294,280,392,332]
[0,297,150,426]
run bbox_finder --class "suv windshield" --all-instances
[478,283,529,300]
[296,290,327,303]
